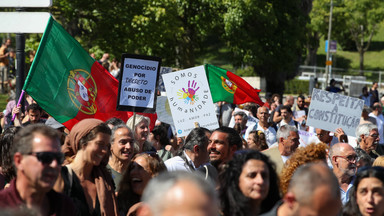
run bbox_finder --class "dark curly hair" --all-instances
[343,166,384,216]
[0,126,21,183]
[219,150,280,216]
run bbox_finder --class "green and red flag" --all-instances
[23,16,131,130]
[204,64,264,106]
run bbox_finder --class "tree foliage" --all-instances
[333,0,384,74]
[221,0,310,94]
[50,0,220,68]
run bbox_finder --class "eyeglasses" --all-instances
[26,152,64,165]
[334,155,357,163]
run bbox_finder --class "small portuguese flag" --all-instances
[205,64,264,106]
[23,16,130,130]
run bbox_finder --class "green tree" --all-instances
[334,0,384,74]
[50,0,220,68]
[222,0,310,94]
[305,0,329,66]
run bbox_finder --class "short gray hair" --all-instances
[12,124,60,156]
[126,114,150,132]
[276,125,298,140]
[289,162,340,205]
[356,123,377,142]
[183,127,211,151]
[141,171,216,215]
[111,124,139,153]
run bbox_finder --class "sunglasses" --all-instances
[26,152,64,165]
[139,151,161,161]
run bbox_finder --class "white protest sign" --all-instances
[294,110,306,120]
[162,66,219,137]
[156,96,174,126]
[306,88,364,136]
[117,54,160,113]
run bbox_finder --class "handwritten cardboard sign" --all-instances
[306,88,364,136]
[117,54,161,113]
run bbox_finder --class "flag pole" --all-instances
[132,112,136,129]
[11,89,25,121]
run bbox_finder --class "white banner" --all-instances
[162,66,219,137]
[307,88,364,136]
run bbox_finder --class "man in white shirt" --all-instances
[276,105,299,129]
[245,106,277,146]
[329,143,357,205]
[165,127,210,172]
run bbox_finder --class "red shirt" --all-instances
[0,179,76,216]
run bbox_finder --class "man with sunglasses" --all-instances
[329,142,357,205]
[0,124,75,215]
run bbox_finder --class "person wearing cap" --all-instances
[45,116,67,145]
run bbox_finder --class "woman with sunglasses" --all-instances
[117,151,167,216]
[55,118,118,216]
[343,166,384,216]
[126,115,153,153]
[219,150,280,216]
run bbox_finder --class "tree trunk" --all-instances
[359,49,364,76]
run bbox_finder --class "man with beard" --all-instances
[355,123,382,159]
[0,124,75,214]
[329,143,357,205]
[107,124,138,191]
[207,126,242,170]
[292,95,308,124]
[233,111,248,138]
[262,125,299,174]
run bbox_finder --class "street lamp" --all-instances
[324,0,333,89]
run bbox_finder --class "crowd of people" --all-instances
[0,82,384,216]
[1,38,384,215]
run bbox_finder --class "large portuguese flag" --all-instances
[205,64,264,106]
[23,16,130,130]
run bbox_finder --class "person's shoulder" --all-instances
[47,190,77,214]
[262,146,279,155]
[0,182,20,207]
[164,156,183,166]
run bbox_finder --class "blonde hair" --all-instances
[373,156,384,167]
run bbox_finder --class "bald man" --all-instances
[137,171,218,216]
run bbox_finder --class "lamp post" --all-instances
[324,0,333,90]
